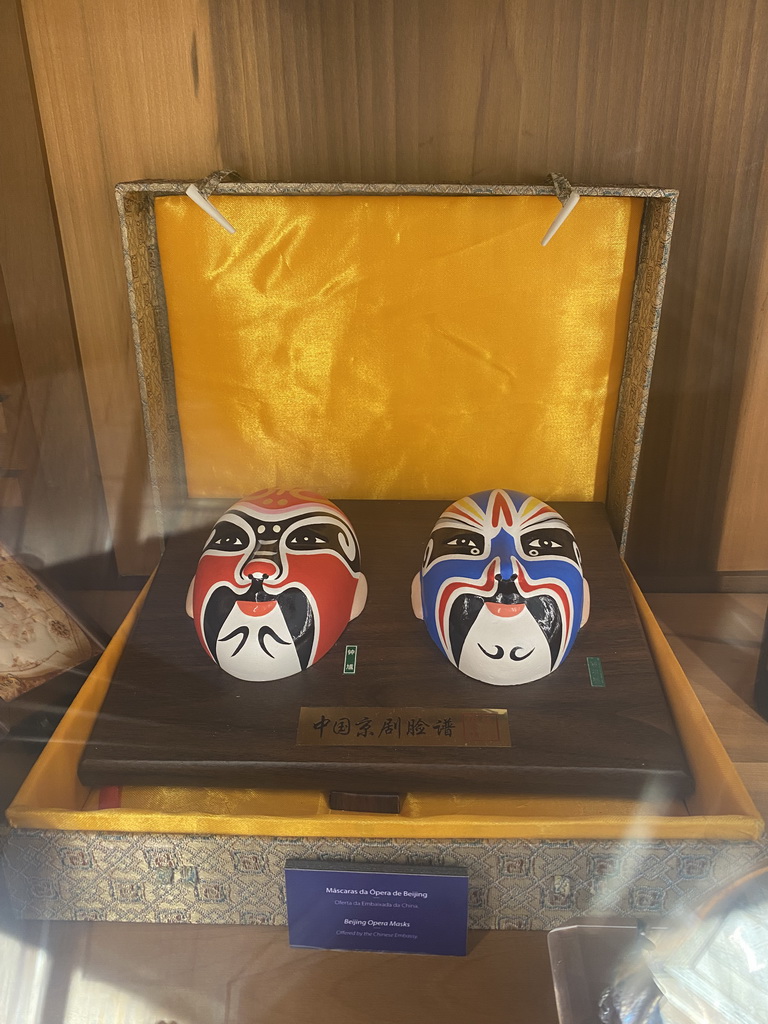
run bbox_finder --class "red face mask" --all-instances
[188,489,367,681]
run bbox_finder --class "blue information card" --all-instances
[285,859,469,956]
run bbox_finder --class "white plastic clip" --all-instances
[185,183,236,234]
[541,189,580,247]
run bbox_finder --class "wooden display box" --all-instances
[84,178,691,798]
[78,500,691,801]
[2,177,764,929]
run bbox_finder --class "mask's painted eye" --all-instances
[522,528,578,562]
[526,537,562,557]
[206,522,249,552]
[286,527,331,550]
[423,527,485,569]
[445,533,484,556]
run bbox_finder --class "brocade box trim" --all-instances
[3,828,766,931]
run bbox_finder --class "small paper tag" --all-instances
[343,645,358,674]
[285,860,468,956]
[587,656,606,688]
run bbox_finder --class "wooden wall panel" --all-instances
[0,263,35,539]
[18,0,768,581]
[0,0,109,571]
[17,0,222,573]
[719,239,768,572]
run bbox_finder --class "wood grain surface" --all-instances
[16,0,768,581]
[718,253,768,572]
[0,265,34,538]
[647,592,768,821]
[0,0,109,569]
[80,501,692,799]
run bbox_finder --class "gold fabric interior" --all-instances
[154,194,643,501]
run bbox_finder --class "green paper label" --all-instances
[587,657,606,688]
[343,645,358,674]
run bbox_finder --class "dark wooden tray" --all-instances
[79,501,693,800]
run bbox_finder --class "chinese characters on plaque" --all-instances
[297,707,510,748]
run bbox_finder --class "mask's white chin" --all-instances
[457,604,552,685]
[215,602,302,681]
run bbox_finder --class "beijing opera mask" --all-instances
[187,490,367,681]
[412,489,589,686]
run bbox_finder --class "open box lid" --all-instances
[116,176,677,552]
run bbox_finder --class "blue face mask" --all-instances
[411,489,589,686]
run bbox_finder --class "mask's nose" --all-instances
[489,535,518,580]
[242,558,279,579]
[495,572,519,592]
[493,552,518,582]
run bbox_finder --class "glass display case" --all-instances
[2,2,767,1022]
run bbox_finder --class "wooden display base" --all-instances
[79,501,692,800]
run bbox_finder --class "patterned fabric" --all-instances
[606,194,676,551]
[0,544,99,702]
[3,826,766,931]
[116,180,679,199]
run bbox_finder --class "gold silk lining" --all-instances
[154,195,642,501]
[7,570,762,840]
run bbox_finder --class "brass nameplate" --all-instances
[297,707,510,748]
